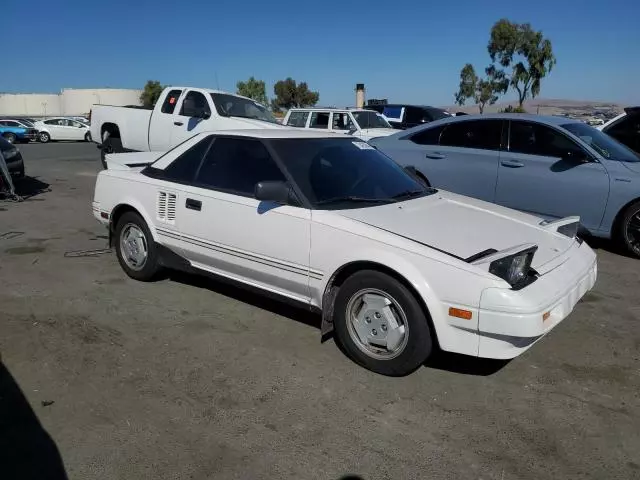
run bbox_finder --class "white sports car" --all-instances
[92,130,597,376]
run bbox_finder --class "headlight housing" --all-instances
[488,246,538,290]
[2,148,18,160]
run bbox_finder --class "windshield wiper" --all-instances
[391,189,427,200]
[316,196,396,206]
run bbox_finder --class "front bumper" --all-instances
[476,241,597,359]
[92,201,110,225]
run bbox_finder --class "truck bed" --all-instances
[90,105,153,152]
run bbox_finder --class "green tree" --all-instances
[140,80,164,108]
[454,63,508,114]
[488,19,556,109]
[271,78,319,112]
[236,76,268,105]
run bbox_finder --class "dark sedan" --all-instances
[0,136,25,179]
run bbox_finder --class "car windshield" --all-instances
[561,122,640,162]
[211,93,278,124]
[352,111,392,129]
[18,119,34,127]
[270,137,434,209]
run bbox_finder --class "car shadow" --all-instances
[0,359,68,480]
[167,270,322,330]
[580,234,639,259]
[424,349,510,376]
[13,176,51,200]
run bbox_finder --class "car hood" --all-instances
[334,191,576,271]
[224,117,289,129]
[359,128,398,138]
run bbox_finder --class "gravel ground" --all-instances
[1,142,639,480]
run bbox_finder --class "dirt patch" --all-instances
[5,246,46,255]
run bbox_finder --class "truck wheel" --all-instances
[2,133,16,144]
[38,132,50,143]
[332,270,432,376]
[101,137,122,169]
[114,211,162,281]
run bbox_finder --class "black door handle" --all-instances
[174,121,184,126]
[425,152,445,159]
[185,198,201,211]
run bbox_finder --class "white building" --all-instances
[0,88,142,117]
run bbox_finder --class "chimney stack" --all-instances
[355,83,365,108]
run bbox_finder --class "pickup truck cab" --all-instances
[90,86,286,167]
[282,108,398,141]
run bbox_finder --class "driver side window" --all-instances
[180,91,211,118]
[510,121,585,158]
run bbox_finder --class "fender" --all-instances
[109,198,159,245]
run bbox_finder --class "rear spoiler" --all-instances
[104,151,166,171]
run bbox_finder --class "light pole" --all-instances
[42,102,47,119]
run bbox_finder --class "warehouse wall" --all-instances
[0,94,61,116]
[0,88,142,116]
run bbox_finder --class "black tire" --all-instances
[101,136,122,169]
[114,211,162,281]
[38,132,50,143]
[2,133,16,144]
[618,200,640,258]
[332,270,432,376]
[84,132,91,142]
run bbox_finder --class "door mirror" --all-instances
[255,181,293,204]
[197,109,211,120]
[562,149,590,163]
[347,127,358,135]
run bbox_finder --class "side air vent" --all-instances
[157,191,176,224]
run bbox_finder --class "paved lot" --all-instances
[1,142,639,480]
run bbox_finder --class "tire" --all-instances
[101,136,122,169]
[618,200,640,258]
[84,132,92,142]
[38,131,50,143]
[332,270,432,376]
[2,133,17,144]
[114,211,162,281]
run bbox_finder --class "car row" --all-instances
[92,129,596,376]
[0,116,91,144]
[369,113,640,258]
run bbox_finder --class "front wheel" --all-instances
[38,132,50,143]
[332,270,433,376]
[618,200,640,258]
[84,132,92,142]
[2,133,16,144]
[114,212,162,281]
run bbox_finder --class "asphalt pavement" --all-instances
[0,142,638,479]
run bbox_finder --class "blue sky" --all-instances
[3,0,639,106]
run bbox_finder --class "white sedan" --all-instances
[33,117,91,143]
[92,130,597,376]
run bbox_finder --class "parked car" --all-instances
[0,118,36,129]
[365,104,450,130]
[369,114,640,257]
[90,86,286,168]
[282,108,398,142]
[0,135,25,179]
[92,129,596,376]
[599,107,640,154]
[0,120,38,144]
[33,117,91,143]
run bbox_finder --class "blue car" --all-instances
[369,113,640,257]
[0,119,38,144]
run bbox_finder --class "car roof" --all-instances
[287,107,378,113]
[193,129,351,140]
[417,112,584,128]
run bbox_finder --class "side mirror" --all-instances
[255,181,294,204]
[198,110,211,120]
[348,128,358,135]
[563,150,589,163]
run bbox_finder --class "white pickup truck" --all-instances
[90,86,286,167]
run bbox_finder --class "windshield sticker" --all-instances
[352,141,375,150]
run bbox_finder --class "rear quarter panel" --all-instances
[91,106,152,152]
[597,159,640,236]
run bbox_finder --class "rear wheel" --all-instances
[101,136,122,169]
[618,200,640,258]
[114,211,162,281]
[38,131,50,143]
[332,270,433,376]
[84,132,91,142]
[2,133,16,144]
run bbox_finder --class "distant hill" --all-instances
[443,98,626,118]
